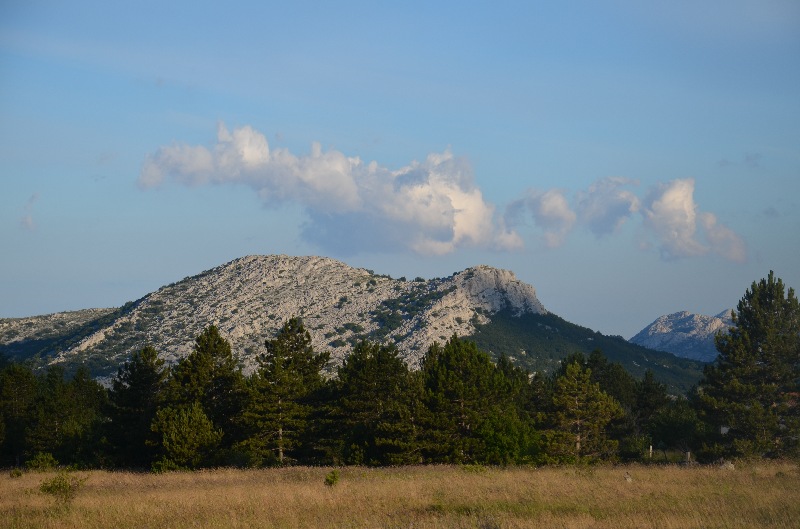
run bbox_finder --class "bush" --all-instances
[324,469,340,487]
[26,452,59,471]
[9,468,23,478]
[39,471,87,505]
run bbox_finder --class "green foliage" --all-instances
[0,362,37,466]
[324,468,339,486]
[166,326,246,448]
[543,362,623,464]
[469,309,704,394]
[239,317,329,465]
[333,341,421,465]
[421,335,534,464]
[9,467,23,478]
[151,402,223,470]
[26,451,59,471]
[696,271,800,458]
[39,471,87,505]
[106,345,167,468]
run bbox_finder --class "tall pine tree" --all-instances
[544,361,623,464]
[106,345,167,468]
[166,325,246,443]
[697,271,800,458]
[333,341,421,465]
[240,317,329,465]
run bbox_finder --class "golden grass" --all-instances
[1,461,798,529]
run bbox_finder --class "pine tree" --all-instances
[151,402,223,470]
[421,335,529,463]
[697,271,800,458]
[0,363,37,466]
[106,345,167,468]
[545,361,623,464]
[239,317,329,465]
[166,325,246,447]
[333,341,421,465]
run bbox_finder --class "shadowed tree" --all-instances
[166,325,246,450]
[333,341,421,465]
[696,271,800,458]
[105,345,167,468]
[421,335,531,464]
[0,363,37,466]
[544,361,623,464]
[240,317,329,465]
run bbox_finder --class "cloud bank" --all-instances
[139,123,520,255]
[508,177,746,262]
[139,124,746,262]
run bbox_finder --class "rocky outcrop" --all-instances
[629,310,733,362]
[2,255,546,375]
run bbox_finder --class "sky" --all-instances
[2,1,799,339]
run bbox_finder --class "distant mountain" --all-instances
[0,255,704,392]
[629,310,734,362]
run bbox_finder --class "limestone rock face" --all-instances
[1,255,547,375]
[629,310,733,362]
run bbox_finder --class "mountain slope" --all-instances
[629,310,733,362]
[1,255,703,392]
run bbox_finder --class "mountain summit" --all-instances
[1,255,703,392]
[2,255,544,373]
[629,310,733,362]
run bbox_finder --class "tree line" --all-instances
[1,271,797,470]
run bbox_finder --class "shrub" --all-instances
[9,468,23,478]
[26,452,59,471]
[324,469,340,487]
[39,471,87,505]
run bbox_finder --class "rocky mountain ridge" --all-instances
[1,255,546,375]
[629,310,733,362]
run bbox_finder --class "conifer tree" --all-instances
[333,341,421,465]
[166,325,246,446]
[544,361,623,464]
[0,363,37,466]
[421,335,529,463]
[697,271,800,458]
[151,401,222,470]
[106,345,167,468]
[240,317,329,465]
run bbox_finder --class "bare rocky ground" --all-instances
[1,255,546,376]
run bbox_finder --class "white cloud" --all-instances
[641,179,707,260]
[576,177,640,237]
[640,178,746,262]
[139,123,518,255]
[700,212,747,263]
[506,189,577,248]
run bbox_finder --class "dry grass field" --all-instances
[2,462,798,529]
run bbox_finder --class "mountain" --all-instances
[629,310,734,362]
[0,255,704,392]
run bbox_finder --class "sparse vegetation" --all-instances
[1,463,797,528]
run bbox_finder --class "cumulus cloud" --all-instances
[507,176,746,262]
[505,189,577,248]
[641,178,746,262]
[699,212,747,262]
[19,193,39,231]
[576,177,640,237]
[139,124,746,262]
[139,123,519,255]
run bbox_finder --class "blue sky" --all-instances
[2,1,799,338]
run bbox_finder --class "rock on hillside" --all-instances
[1,255,546,375]
[629,310,733,362]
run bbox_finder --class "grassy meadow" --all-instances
[2,462,798,529]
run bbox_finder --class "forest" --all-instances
[0,272,797,470]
